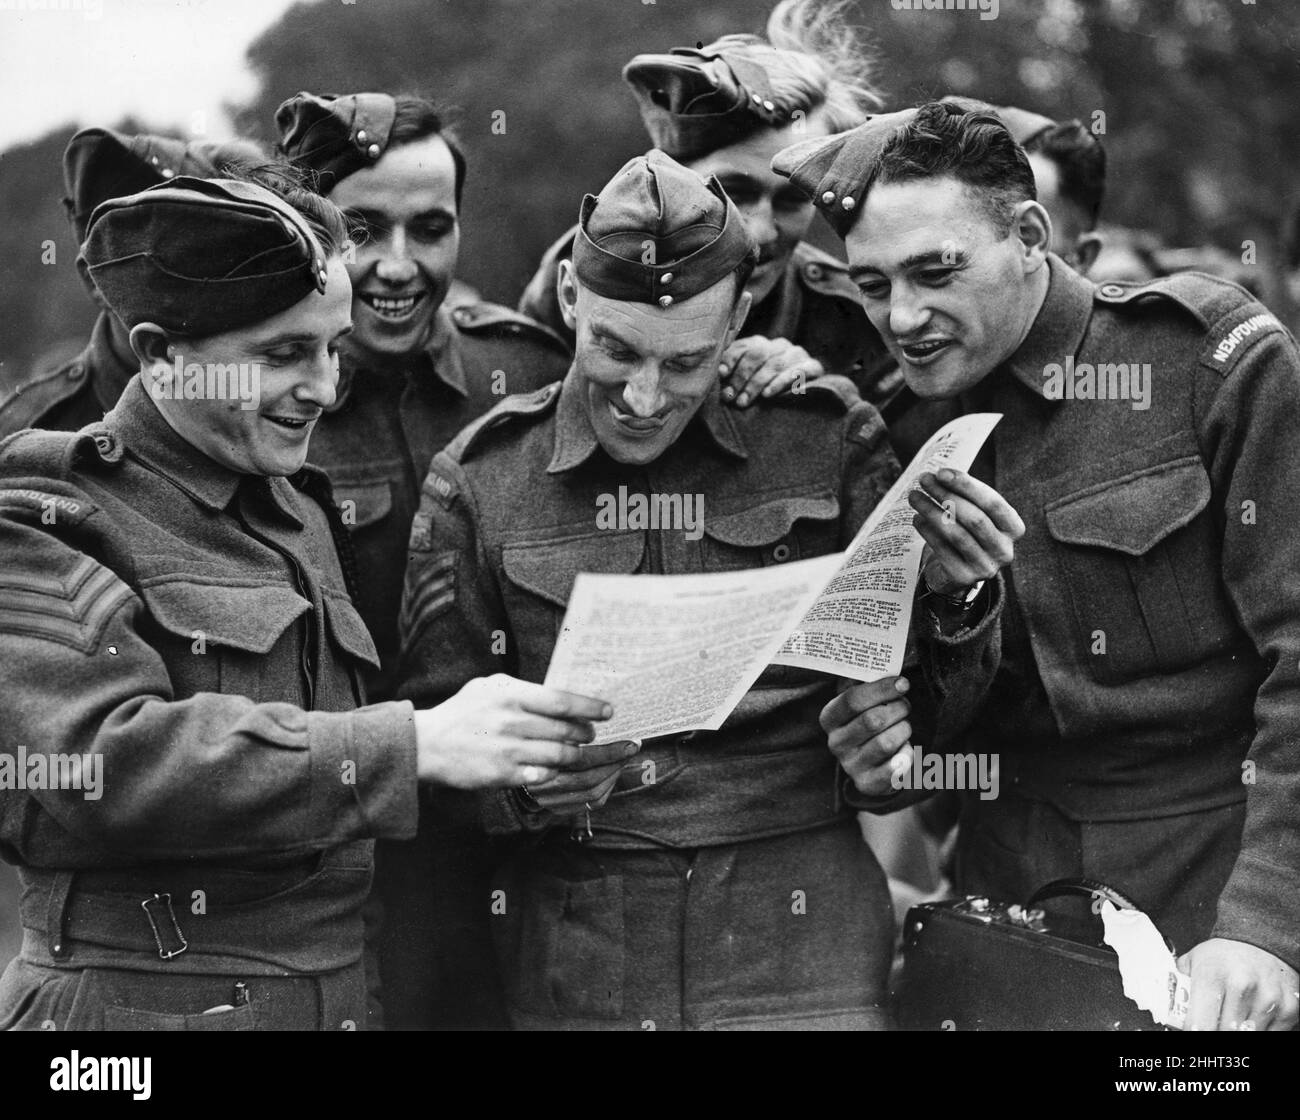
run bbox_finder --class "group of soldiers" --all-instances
[0,0,1296,1031]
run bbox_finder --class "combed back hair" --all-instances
[224,158,350,259]
[387,94,467,206]
[708,0,882,133]
[875,101,1038,236]
[1024,121,1106,230]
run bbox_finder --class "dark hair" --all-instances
[224,157,350,258]
[1023,120,1106,230]
[874,101,1037,235]
[388,94,467,207]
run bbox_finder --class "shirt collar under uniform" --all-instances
[547,368,749,474]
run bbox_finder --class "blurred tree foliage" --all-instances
[2,0,1297,389]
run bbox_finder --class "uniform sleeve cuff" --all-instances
[1212,851,1300,972]
[307,700,419,842]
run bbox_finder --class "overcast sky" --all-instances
[0,0,298,150]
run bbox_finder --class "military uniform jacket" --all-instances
[0,377,418,976]
[307,301,570,701]
[517,226,901,407]
[0,313,137,439]
[396,371,899,849]
[906,259,1300,970]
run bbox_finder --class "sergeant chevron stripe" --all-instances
[0,555,134,653]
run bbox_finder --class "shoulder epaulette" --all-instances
[0,343,90,438]
[450,300,571,357]
[792,242,858,301]
[445,380,563,463]
[768,373,860,414]
[0,421,124,478]
[1095,273,1290,377]
[1093,272,1256,330]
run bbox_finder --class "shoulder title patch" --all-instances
[1201,307,1286,375]
[0,489,98,527]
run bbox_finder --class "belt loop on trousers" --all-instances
[45,870,75,961]
[141,892,188,960]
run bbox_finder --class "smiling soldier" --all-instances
[276,91,573,1030]
[519,0,899,411]
[0,175,609,1031]
[777,101,1300,1031]
[397,150,908,1030]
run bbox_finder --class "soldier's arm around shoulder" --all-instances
[0,455,418,861]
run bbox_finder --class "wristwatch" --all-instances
[924,575,986,612]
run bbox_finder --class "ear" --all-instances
[556,260,580,332]
[724,290,753,347]
[1072,231,1103,276]
[1012,200,1052,274]
[128,323,170,370]
[128,323,177,402]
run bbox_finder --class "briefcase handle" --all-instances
[1026,877,1176,954]
[1025,877,1144,912]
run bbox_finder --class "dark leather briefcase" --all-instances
[895,878,1175,1031]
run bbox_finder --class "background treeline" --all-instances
[1,0,1298,384]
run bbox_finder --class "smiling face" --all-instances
[138,257,353,476]
[686,113,830,306]
[845,175,1050,400]
[559,262,750,465]
[328,134,460,358]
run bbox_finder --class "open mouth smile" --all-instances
[360,292,426,321]
[264,414,318,432]
[899,338,954,365]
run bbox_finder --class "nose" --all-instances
[740,199,779,253]
[888,284,932,340]
[295,349,338,411]
[620,363,667,419]
[374,224,417,286]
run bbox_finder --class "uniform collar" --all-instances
[87,312,140,413]
[105,375,251,514]
[331,305,469,408]
[746,258,802,343]
[547,369,748,474]
[1002,254,1095,400]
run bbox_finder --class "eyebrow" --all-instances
[849,248,969,280]
[591,326,714,363]
[344,206,454,223]
[249,325,353,349]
